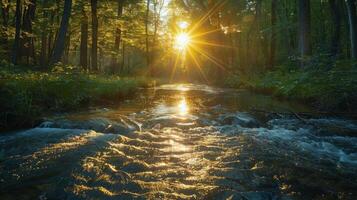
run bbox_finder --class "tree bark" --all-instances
[145,0,150,72]
[22,0,36,65]
[346,0,357,59]
[298,0,311,65]
[1,0,11,58]
[111,0,124,72]
[91,0,98,71]
[80,7,88,70]
[40,0,48,67]
[329,0,342,57]
[49,0,72,65]
[269,0,277,69]
[12,0,22,64]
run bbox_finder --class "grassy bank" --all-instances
[0,66,152,131]
[224,62,357,112]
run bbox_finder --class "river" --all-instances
[1,84,356,199]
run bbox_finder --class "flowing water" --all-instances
[1,84,357,200]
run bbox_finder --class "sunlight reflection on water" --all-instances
[178,96,189,117]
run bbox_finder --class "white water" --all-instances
[0,84,356,199]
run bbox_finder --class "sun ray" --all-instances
[170,52,181,83]
[187,48,209,83]
[190,28,222,38]
[188,0,228,35]
[190,45,227,71]
[192,40,235,49]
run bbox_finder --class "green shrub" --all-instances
[0,65,151,130]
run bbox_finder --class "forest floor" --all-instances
[0,65,153,131]
[224,64,357,114]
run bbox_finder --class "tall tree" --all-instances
[298,0,311,65]
[80,6,88,70]
[111,0,124,72]
[49,0,72,65]
[329,0,342,57]
[145,0,150,73]
[346,0,357,60]
[269,0,277,68]
[91,0,98,71]
[22,0,36,64]
[40,0,48,67]
[1,0,11,56]
[12,0,22,64]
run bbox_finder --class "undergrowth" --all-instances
[0,62,151,130]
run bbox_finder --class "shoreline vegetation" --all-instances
[0,63,153,131]
[223,61,357,114]
[1,61,356,131]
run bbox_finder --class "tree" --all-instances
[298,0,311,65]
[111,0,124,72]
[145,0,150,73]
[80,6,88,70]
[269,0,277,68]
[12,0,22,64]
[346,0,357,60]
[0,0,10,54]
[50,0,72,65]
[22,0,36,64]
[329,0,342,57]
[91,0,98,71]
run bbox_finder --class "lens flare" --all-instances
[174,33,191,51]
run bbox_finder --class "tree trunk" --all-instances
[1,0,10,27]
[298,0,311,65]
[49,0,72,65]
[1,0,11,58]
[111,0,124,72]
[22,0,36,65]
[269,0,277,69]
[91,0,98,71]
[40,0,48,67]
[346,0,357,59]
[145,0,150,72]
[329,0,342,57]
[80,8,88,71]
[12,0,22,65]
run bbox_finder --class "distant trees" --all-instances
[1,0,357,79]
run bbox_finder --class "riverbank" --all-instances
[0,67,153,131]
[224,65,357,113]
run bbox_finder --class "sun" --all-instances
[174,33,191,51]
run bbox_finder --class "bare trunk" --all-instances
[269,0,277,69]
[80,8,88,70]
[22,0,36,65]
[111,0,124,72]
[145,0,150,72]
[298,0,311,66]
[50,0,72,65]
[329,0,342,57]
[12,0,22,64]
[1,0,11,58]
[346,0,357,59]
[91,0,98,71]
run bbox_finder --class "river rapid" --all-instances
[1,84,357,200]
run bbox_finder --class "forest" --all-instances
[0,0,357,199]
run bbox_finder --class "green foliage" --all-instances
[0,63,151,130]
[238,60,357,111]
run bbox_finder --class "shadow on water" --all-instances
[1,84,357,199]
